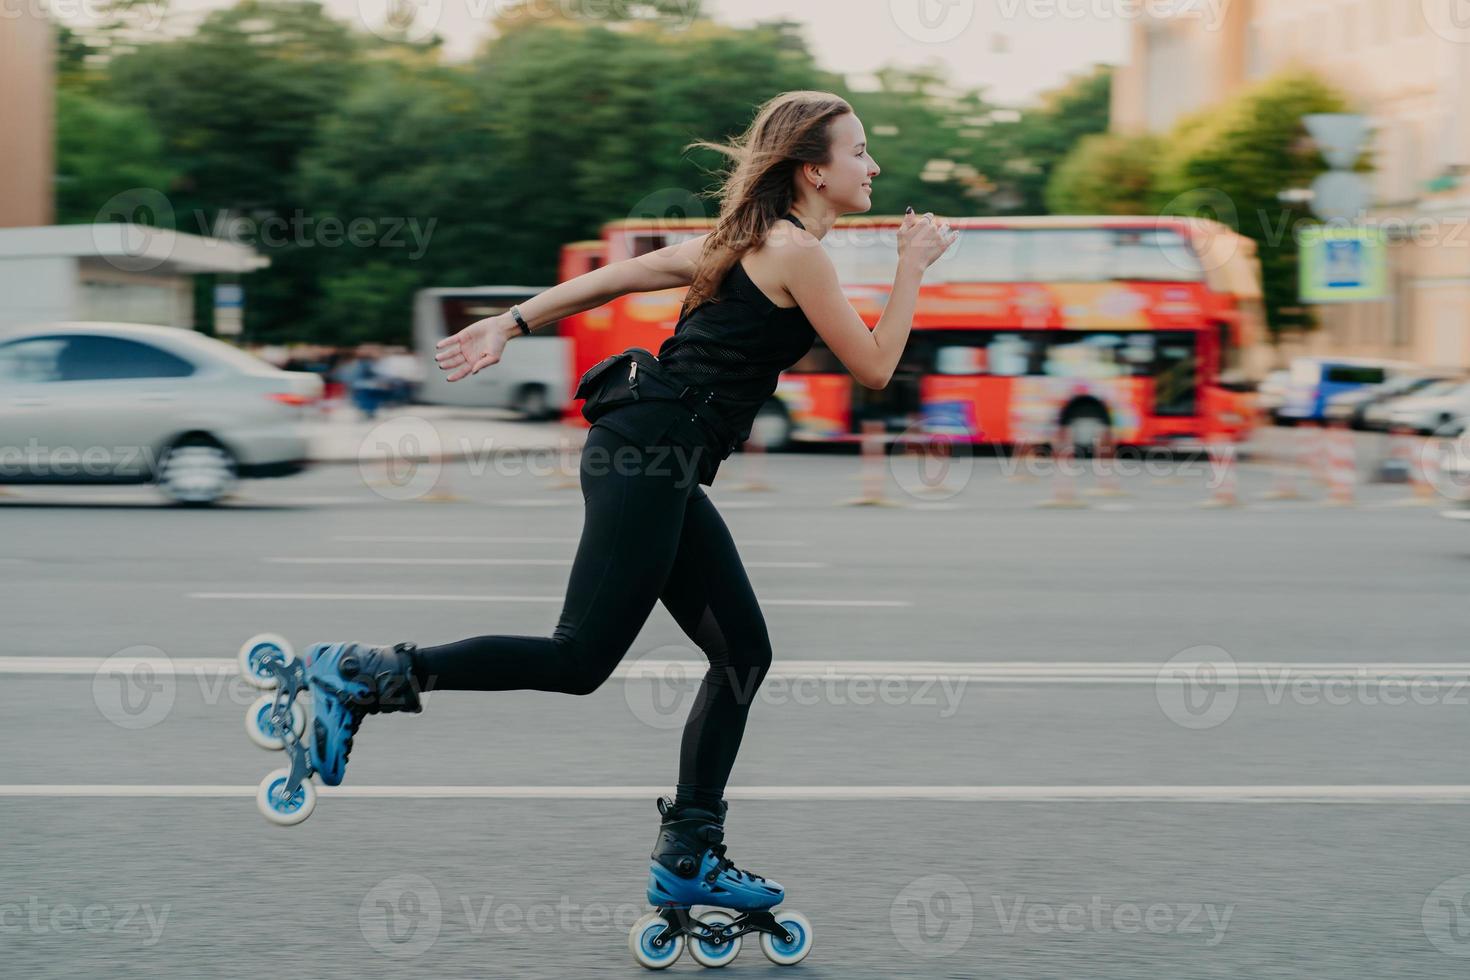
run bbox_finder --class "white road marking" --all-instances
[6,657,1470,685]
[1,785,1469,803]
[264,557,829,569]
[331,536,809,546]
[187,593,907,607]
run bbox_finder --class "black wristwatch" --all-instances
[509,304,532,336]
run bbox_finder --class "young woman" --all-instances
[299,90,957,963]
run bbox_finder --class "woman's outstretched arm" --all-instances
[435,234,709,381]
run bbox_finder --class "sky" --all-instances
[140,0,1130,107]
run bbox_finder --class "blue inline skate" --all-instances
[238,633,422,826]
[628,797,813,968]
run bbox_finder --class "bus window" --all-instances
[986,332,1032,376]
[1041,332,1137,380]
[1111,229,1203,282]
[934,345,986,375]
[1025,230,1112,281]
[1323,364,1387,385]
[1154,331,1198,416]
[930,230,1024,284]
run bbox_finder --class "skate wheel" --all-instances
[245,693,306,751]
[759,909,812,966]
[629,912,683,970]
[689,910,741,968]
[255,767,316,826]
[239,633,295,689]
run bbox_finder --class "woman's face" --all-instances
[822,112,881,214]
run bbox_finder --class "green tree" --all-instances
[1155,69,1355,336]
[970,64,1113,214]
[1045,132,1160,215]
[54,89,179,225]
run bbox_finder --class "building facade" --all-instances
[0,7,55,228]
[1112,0,1470,371]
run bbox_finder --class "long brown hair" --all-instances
[678,90,853,319]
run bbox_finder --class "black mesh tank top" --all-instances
[654,213,817,444]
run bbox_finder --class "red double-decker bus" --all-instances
[558,215,1264,451]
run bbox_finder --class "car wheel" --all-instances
[156,437,237,506]
[512,384,549,420]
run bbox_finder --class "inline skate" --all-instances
[238,633,422,825]
[628,796,812,968]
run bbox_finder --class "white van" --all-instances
[412,286,571,419]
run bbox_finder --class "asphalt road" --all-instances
[4,446,1470,978]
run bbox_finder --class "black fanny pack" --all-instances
[575,347,739,453]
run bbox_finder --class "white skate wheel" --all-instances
[689,910,741,967]
[759,909,812,966]
[256,767,316,826]
[245,693,306,751]
[629,911,683,969]
[238,633,295,689]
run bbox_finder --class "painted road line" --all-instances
[2,785,1470,803]
[264,558,829,569]
[6,657,1470,685]
[331,536,809,546]
[187,593,908,607]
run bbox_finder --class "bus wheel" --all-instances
[515,384,551,420]
[748,400,793,451]
[1062,406,1110,458]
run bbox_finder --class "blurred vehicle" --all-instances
[1383,380,1470,435]
[1277,357,1414,423]
[0,321,321,504]
[1361,378,1462,431]
[1255,369,1291,422]
[1324,373,1454,429]
[564,216,1266,452]
[413,286,569,420]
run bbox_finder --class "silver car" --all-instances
[0,321,322,504]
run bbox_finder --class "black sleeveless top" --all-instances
[591,213,817,485]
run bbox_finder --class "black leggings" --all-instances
[413,424,773,805]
